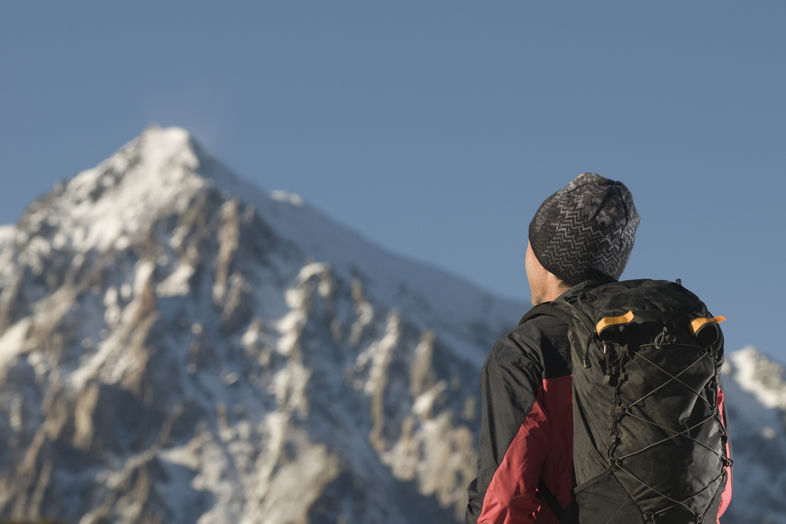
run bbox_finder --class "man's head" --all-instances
[526,173,639,304]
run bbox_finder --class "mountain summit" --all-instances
[0,127,783,523]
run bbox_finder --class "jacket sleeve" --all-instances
[715,379,732,523]
[465,329,549,524]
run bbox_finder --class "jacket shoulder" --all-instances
[488,313,571,379]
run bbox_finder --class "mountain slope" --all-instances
[0,127,520,523]
[720,348,786,524]
[0,126,783,523]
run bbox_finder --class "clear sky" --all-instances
[1,2,784,359]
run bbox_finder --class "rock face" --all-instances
[0,127,782,523]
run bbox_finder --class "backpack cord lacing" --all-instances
[606,343,730,522]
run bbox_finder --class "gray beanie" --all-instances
[528,173,639,285]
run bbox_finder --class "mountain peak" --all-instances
[124,124,203,173]
[138,124,197,158]
[16,126,217,252]
[11,125,523,347]
[80,125,222,194]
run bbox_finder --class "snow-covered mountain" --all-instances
[0,126,782,523]
[720,348,786,523]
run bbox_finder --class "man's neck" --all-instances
[543,284,571,303]
[533,277,571,305]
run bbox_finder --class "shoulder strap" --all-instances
[538,477,579,523]
[519,301,575,327]
[538,478,564,520]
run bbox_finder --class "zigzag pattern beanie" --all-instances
[528,173,639,285]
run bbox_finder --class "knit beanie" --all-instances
[528,173,639,285]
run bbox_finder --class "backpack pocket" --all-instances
[574,468,643,524]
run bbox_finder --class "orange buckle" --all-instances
[595,311,635,336]
[690,315,726,335]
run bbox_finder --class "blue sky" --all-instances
[1,2,784,359]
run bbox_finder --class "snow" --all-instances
[157,263,195,297]
[276,307,305,357]
[270,190,304,207]
[0,318,31,371]
[412,381,447,417]
[69,259,158,390]
[0,224,15,244]
[720,346,786,524]
[132,259,156,299]
[729,346,786,410]
[55,127,209,252]
[362,311,401,395]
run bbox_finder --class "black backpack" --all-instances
[522,279,731,524]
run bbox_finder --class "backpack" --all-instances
[521,279,731,524]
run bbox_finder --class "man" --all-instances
[466,173,731,523]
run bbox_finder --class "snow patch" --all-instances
[729,346,786,410]
[0,225,18,249]
[270,190,304,207]
[0,319,32,371]
[157,264,195,297]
